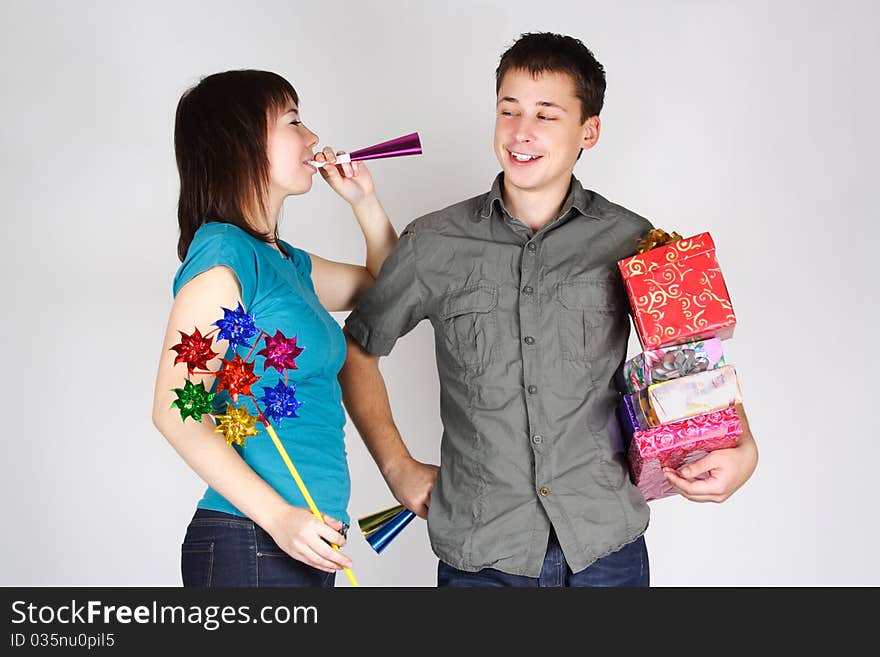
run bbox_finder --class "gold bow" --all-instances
[636,229,683,254]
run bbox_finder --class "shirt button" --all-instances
[524,336,535,345]
[527,243,537,252]
[528,385,538,394]
[522,285,534,294]
[532,434,544,445]
[538,486,550,496]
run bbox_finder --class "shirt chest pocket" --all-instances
[439,283,500,373]
[556,277,626,363]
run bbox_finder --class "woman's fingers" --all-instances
[316,520,347,548]
[295,543,342,573]
[309,531,352,570]
[334,150,354,178]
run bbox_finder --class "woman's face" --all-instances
[266,101,320,197]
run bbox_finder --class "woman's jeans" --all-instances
[437,530,649,587]
[181,508,336,587]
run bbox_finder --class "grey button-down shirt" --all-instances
[345,173,653,577]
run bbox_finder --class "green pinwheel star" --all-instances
[171,379,216,423]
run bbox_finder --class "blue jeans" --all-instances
[180,508,336,587]
[437,530,649,587]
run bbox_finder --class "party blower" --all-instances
[358,504,416,554]
[309,131,421,167]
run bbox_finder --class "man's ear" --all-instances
[581,115,601,151]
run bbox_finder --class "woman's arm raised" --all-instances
[309,149,398,312]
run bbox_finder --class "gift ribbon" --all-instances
[650,349,710,382]
[636,228,683,253]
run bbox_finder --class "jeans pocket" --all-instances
[181,540,214,587]
[256,552,336,588]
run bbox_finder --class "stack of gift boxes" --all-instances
[615,230,745,501]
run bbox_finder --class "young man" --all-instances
[340,33,758,586]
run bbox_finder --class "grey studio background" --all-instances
[1,0,876,587]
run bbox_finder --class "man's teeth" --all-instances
[511,152,540,161]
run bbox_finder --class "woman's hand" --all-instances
[314,146,375,208]
[263,504,352,573]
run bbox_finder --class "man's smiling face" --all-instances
[494,68,598,195]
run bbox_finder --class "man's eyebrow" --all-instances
[283,107,300,115]
[536,101,567,111]
[496,96,567,111]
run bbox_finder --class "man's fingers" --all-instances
[664,468,725,497]
[675,452,725,481]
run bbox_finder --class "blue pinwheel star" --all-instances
[213,302,258,349]
[259,380,303,426]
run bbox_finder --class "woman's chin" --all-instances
[287,179,314,196]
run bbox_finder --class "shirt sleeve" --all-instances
[172,224,259,309]
[343,223,426,356]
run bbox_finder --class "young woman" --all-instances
[152,70,397,587]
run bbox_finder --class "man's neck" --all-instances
[501,175,572,233]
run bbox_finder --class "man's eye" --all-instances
[501,111,514,116]
[290,120,302,126]
[538,115,555,121]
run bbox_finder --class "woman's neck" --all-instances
[252,195,282,247]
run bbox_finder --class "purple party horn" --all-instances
[309,132,421,166]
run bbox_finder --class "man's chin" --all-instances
[502,169,546,193]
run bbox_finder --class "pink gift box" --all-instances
[628,405,743,501]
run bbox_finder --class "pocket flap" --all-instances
[557,277,619,311]
[440,283,498,319]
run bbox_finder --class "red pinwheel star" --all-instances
[214,354,260,402]
[170,328,218,374]
[257,330,305,374]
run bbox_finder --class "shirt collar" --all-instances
[478,172,595,223]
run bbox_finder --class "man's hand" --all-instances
[383,456,439,519]
[663,404,758,503]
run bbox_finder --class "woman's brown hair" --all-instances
[174,70,298,261]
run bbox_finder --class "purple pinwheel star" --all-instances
[259,380,302,426]
[213,302,258,349]
[257,330,305,374]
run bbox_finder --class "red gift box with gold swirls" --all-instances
[618,232,736,349]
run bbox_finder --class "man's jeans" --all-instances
[181,509,337,587]
[437,530,649,587]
